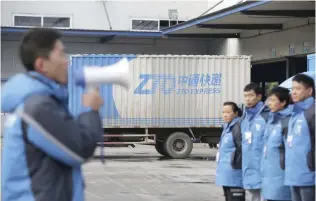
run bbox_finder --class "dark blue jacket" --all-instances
[1,72,103,201]
[261,106,292,200]
[284,97,315,186]
[241,101,269,189]
[216,117,243,187]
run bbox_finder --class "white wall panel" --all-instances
[1,1,208,30]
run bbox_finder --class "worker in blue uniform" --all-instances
[1,28,104,201]
[216,102,245,201]
[240,83,269,201]
[261,87,292,201]
[284,74,315,201]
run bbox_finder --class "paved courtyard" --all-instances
[84,144,224,201]
[0,142,226,201]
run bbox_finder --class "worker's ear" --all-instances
[34,57,49,74]
[257,94,262,101]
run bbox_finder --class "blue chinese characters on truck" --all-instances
[134,73,222,95]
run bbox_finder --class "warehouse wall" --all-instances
[205,0,243,15]
[1,1,208,30]
[208,18,315,61]
[3,20,315,77]
[2,20,315,77]
[208,38,242,56]
[1,36,212,78]
[241,20,315,61]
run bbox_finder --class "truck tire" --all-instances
[155,141,168,156]
[164,132,193,159]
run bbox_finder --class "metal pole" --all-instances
[199,0,224,17]
[102,1,112,30]
[285,57,290,79]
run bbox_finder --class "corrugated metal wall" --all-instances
[68,54,251,128]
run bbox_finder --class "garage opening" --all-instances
[251,55,308,101]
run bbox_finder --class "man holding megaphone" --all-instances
[1,28,104,201]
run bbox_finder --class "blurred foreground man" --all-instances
[284,74,315,201]
[240,83,269,201]
[1,28,104,201]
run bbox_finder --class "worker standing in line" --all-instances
[240,83,269,201]
[261,87,292,201]
[284,74,315,201]
[1,28,104,201]
[216,102,245,201]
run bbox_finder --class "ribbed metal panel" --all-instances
[68,54,251,128]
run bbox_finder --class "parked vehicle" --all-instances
[67,54,252,159]
[307,53,315,72]
[279,71,315,90]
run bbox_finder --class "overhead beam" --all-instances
[241,10,315,18]
[196,23,283,30]
[166,33,240,39]
[99,35,116,43]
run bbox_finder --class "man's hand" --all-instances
[82,88,104,111]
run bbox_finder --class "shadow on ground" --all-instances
[92,155,216,162]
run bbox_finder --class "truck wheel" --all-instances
[155,141,168,156]
[164,132,193,159]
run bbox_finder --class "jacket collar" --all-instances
[27,71,69,104]
[293,96,315,113]
[244,101,265,119]
[224,117,240,132]
[268,105,293,124]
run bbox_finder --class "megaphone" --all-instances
[75,58,131,91]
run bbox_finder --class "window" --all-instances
[130,18,186,31]
[131,19,159,31]
[159,20,170,30]
[43,17,70,28]
[13,14,71,28]
[14,16,42,27]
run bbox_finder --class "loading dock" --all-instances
[162,0,315,98]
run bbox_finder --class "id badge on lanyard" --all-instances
[245,132,252,144]
[216,151,220,162]
[287,135,293,148]
[263,145,267,157]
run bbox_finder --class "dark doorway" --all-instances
[251,56,308,101]
[288,56,308,76]
[251,60,286,101]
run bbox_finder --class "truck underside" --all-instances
[100,127,222,159]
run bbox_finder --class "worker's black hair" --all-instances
[244,82,262,95]
[268,87,291,108]
[292,74,315,97]
[19,28,62,71]
[223,102,242,117]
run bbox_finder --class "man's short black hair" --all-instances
[19,28,62,71]
[244,82,262,95]
[268,87,290,108]
[292,74,315,96]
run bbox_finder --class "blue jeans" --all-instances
[290,186,315,201]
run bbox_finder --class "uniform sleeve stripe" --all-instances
[16,108,85,163]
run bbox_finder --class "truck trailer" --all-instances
[68,54,251,159]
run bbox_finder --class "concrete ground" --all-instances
[84,144,224,201]
[0,142,226,201]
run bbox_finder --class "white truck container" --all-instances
[68,54,251,158]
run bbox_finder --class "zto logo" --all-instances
[255,124,261,131]
[134,74,175,95]
[134,73,222,95]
